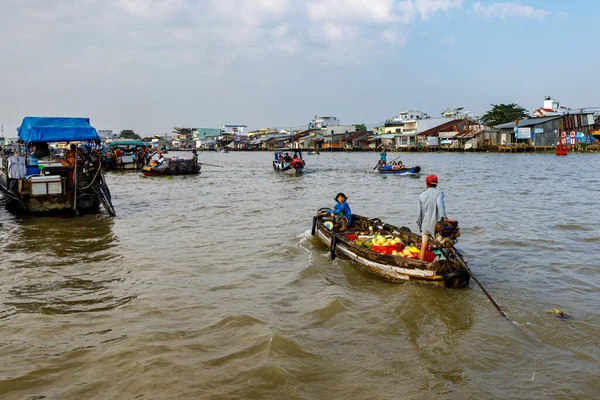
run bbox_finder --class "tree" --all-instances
[354,123,367,132]
[173,127,192,137]
[120,129,141,140]
[480,103,529,126]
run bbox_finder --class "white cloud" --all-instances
[414,0,463,20]
[307,0,398,23]
[473,2,549,20]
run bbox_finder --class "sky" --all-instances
[1,0,598,136]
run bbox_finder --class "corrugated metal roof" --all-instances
[494,115,562,129]
[414,118,454,133]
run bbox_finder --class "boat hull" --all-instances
[313,214,469,288]
[377,166,421,175]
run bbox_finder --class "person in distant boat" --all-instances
[156,151,166,166]
[114,148,123,158]
[391,161,398,170]
[417,174,452,261]
[397,160,403,170]
[316,193,352,232]
[192,149,198,166]
[283,152,292,163]
[379,147,387,167]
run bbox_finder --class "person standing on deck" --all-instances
[379,147,387,167]
[417,174,449,261]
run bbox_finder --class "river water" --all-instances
[0,151,599,399]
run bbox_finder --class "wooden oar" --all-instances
[373,154,402,170]
[199,162,223,168]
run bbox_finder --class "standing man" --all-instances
[417,174,448,261]
[379,146,387,167]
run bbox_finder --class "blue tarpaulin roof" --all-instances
[18,117,99,143]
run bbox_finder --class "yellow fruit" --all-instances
[392,250,398,255]
[402,249,411,256]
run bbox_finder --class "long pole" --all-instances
[73,145,78,216]
[442,246,514,323]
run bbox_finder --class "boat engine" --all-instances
[435,219,461,248]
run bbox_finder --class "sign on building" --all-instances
[516,127,531,139]
[426,137,439,146]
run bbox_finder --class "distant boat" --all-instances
[273,149,305,175]
[307,150,320,155]
[377,165,421,175]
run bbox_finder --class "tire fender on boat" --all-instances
[330,235,338,260]
[311,216,317,236]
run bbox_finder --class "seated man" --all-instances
[316,193,352,232]
[283,153,292,163]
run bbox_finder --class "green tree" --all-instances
[119,129,141,140]
[354,123,367,131]
[173,127,193,137]
[480,103,529,126]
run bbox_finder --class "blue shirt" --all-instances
[417,187,447,235]
[380,150,387,161]
[332,201,352,223]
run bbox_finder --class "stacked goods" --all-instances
[347,233,437,261]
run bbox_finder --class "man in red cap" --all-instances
[417,174,448,261]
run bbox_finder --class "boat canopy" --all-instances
[18,117,99,144]
[108,140,147,147]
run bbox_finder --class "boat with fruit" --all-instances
[377,165,421,175]
[311,211,469,288]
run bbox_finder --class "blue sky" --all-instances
[0,0,597,135]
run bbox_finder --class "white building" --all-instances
[309,116,340,129]
[532,96,562,117]
[97,129,117,139]
[221,124,247,135]
[391,110,431,122]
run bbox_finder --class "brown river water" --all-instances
[1,151,599,399]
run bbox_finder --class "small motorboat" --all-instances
[273,149,305,175]
[312,212,469,288]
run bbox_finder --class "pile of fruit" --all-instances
[352,234,421,258]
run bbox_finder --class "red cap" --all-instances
[425,174,438,184]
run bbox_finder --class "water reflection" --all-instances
[1,214,136,316]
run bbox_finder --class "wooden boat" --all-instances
[378,165,421,175]
[142,157,200,176]
[102,140,150,171]
[273,149,305,175]
[311,212,470,288]
[556,144,568,156]
[307,150,320,155]
[0,117,116,216]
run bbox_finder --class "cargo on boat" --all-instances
[312,212,469,288]
[142,156,200,176]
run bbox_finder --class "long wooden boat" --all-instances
[142,157,200,176]
[378,165,421,175]
[0,117,116,216]
[312,213,470,288]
